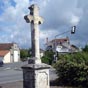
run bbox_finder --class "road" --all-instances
[0,62,57,84]
[0,69,23,84]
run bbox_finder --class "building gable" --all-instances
[0,43,20,63]
[0,43,13,50]
[0,50,9,57]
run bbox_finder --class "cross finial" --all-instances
[24,4,43,24]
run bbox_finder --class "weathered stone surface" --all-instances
[22,63,50,70]
[24,4,43,61]
[28,57,41,64]
[23,4,50,88]
[22,63,50,88]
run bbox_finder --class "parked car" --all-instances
[0,61,3,67]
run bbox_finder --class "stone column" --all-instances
[24,4,43,62]
[22,4,50,88]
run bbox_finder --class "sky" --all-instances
[0,0,88,49]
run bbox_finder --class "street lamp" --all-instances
[54,26,76,62]
[55,26,76,39]
[71,26,76,34]
[54,26,76,49]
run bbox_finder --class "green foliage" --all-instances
[20,49,31,61]
[41,50,54,65]
[41,56,50,64]
[54,52,88,87]
[83,44,88,52]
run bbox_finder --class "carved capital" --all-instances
[24,15,33,23]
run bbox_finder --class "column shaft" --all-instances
[31,23,40,59]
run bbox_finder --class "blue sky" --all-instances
[0,0,88,49]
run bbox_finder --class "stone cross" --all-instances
[24,4,43,63]
[22,4,50,88]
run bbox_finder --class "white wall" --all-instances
[56,46,69,53]
[14,51,19,62]
[3,52,11,63]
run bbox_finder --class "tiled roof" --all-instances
[50,38,69,43]
[0,43,13,50]
[71,45,79,49]
[0,50,9,57]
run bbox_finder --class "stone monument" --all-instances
[22,4,50,88]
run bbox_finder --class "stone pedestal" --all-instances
[22,60,50,88]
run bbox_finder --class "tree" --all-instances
[54,52,88,87]
[20,49,31,61]
[41,50,54,65]
[83,44,88,52]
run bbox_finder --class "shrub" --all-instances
[41,56,50,64]
[41,50,54,65]
[20,49,31,61]
[54,52,88,87]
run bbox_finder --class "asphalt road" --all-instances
[0,69,23,84]
[0,62,57,84]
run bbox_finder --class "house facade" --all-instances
[46,37,79,53]
[0,43,20,63]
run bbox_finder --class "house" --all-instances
[70,45,80,53]
[0,43,20,63]
[46,37,70,52]
[46,37,79,53]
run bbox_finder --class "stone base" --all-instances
[22,63,50,88]
[28,57,41,64]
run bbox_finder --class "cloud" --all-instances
[41,0,83,28]
[0,0,88,49]
[0,0,30,48]
[39,0,88,47]
[0,0,49,48]
[70,15,80,25]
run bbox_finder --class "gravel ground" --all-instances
[0,81,71,88]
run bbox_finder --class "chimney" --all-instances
[66,36,70,44]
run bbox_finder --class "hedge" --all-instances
[54,52,88,87]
